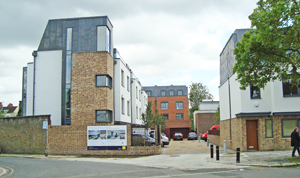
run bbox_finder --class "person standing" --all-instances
[291,127,300,157]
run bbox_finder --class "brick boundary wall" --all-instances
[48,124,162,156]
[207,135,220,146]
[0,115,50,154]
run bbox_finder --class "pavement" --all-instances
[0,140,298,176]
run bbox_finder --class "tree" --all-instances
[141,102,153,131]
[189,82,214,107]
[189,105,198,130]
[233,0,300,89]
[0,109,5,118]
[141,102,166,131]
[213,106,220,124]
[152,108,166,131]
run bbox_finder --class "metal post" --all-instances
[207,138,209,147]
[236,148,240,163]
[223,140,227,154]
[210,144,214,158]
[216,146,219,161]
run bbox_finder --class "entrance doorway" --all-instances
[246,120,258,151]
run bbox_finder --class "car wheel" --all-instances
[161,143,164,147]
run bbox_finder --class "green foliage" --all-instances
[189,82,214,108]
[233,0,300,89]
[141,102,153,131]
[213,106,220,124]
[189,105,199,130]
[141,102,166,131]
[0,109,5,118]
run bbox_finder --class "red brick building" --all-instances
[143,85,190,138]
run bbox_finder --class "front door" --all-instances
[246,120,258,151]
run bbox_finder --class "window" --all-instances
[121,70,124,87]
[282,119,298,137]
[176,101,183,110]
[121,97,125,114]
[146,91,151,96]
[127,76,130,91]
[95,110,112,122]
[136,106,138,119]
[265,119,273,138]
[161,90,166,96]
[176,113,184,120]
[282,79,300,96]
[96,75,112,88]
[169,90,174,96]
[161,102,168,110]
[139,108,141,119]
[139,90,141,101]
[97,26,110,52]
[250,85,261,99]
[162,114,168,120]
[136,87,138,99]
[127,101,130,116]
[177,90,183,96]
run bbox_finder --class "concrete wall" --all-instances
[0,115,50,154]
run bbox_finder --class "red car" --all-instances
[200,125,220,142]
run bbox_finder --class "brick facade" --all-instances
[195,112,219,135]
[148,96,190,138]
[71,52,114,125]
[220,115,300,151]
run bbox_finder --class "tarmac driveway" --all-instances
[163,138,210,154]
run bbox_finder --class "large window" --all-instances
[161,102,168,110]
[282,79,300,96]
[95,110,112,122]
[265,119,273,138]
[177,90,183,96]
[282,119,298,137]
[96,75,112,88]
[250,85,261,99]
[161,90,166,96]
[127,101,130,116]
[97,26,110,52]
[176,101,183,110]
[176,113,184,120]
[162,114,169,120]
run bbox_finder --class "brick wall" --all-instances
[71,52,114,125]
[48,124,161,155]
[148,96,190,137]
[220,115,299,151]
[0,115,50,154]
[207,135,220,146]
[195,112,219,135]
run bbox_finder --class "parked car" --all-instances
[132,134,156,146]
[173,132,183,141]
[200,125,220,142]
[161,134,169,147]
[187,132,197,140]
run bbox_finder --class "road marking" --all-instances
[0,166,14,177]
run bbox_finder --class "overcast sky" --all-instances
[0,0,258,106]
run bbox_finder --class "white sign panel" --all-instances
[42,121,48,129]
[87,125,127,150]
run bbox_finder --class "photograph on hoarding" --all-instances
[107,130,121,139]
[88,130,100,140]
[119,130,126,139]
[100,130,106,139]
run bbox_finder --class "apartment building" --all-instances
[143,85,190,138]
[22,16,147,126]
[219,29,300,151]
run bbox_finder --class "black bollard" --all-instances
[216,145,219,160]
[236,148,240,163]
[210,144,213,158]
